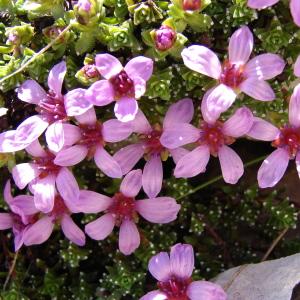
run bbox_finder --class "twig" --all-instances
[0,23,72,85]
[3,251,19,291]
[261,227,289,262]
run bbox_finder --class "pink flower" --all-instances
[294,55,300,77]
[113,98,194,198]
[181,26,285,121]
[154,25,177,51]
[248,84,300,188]
[12,139,80,213]
[248,0,300,27]
[160,102,254,184]
[82,169,180,255]
[140,243,227,300]
[85,54,153,122]
[53,107,132,178]
[0,61,91,153]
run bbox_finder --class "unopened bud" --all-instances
[154,25,176,51]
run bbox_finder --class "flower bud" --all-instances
[74,0,96,25]
[182,0,201,11]
[75,64,101,85]
[154,25,176,51]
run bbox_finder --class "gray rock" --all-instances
[213,254,300,300]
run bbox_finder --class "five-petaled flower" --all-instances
[85,54,153,122]
[140,243,227,300]
[181,26,285,121]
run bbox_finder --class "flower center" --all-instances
[110,70,135,99]
[220,60,245,89]
[182,0,201,11]
[33,151,61,179]
[109,192,136,225]
[157,276,191,300]
[199,121,234,156]
[141,125,166,156]
[78,122,104,158]
[50,195,69,218]
[37,91,67,124]
[272,126,300,158]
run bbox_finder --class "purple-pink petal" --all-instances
[75,107,97,125]
[25,139,47,157]
[218,146,244,184]
[61,124,82,146]
[170,243,194,279]
[181,45,222,79]
[85,80,115,106]
[142,155,163,199]
[140,290,168,300]
[290,0,300,27]
[17,79,47,105]
[54,145,87,166]
[48,61,66,97]
[296,152,300,179]
[114,97,138,122]
[222,107,253,138]
[239,78,275,101]
[0,130,31,153]
[187,281,227,300]
[148,252,171,282]
[64,88,92,116]
[102,119,132,142]
[4,180,13,204]
[12,163,40,189]
[120,169,142,198]
[45,121,65,152]
[77,190,113,213]
[136,197,180,223]
[129,109,152,134]
[85,213,115,240]
[119,220,140,255]
[294,55,300,77]
[247,117,280,141]
[170,147,190,164]
[229,26,253,65]
[163,98,194,129]
[257,148,290,188]
[124,56,154,82]
[61,214,86,246]
[289,84,300,127]
[10,195,38,218]
[0,213,13,229]
[247,0,279,9]
[133,77,146,99]
[174,145,210,178]
[95,54,123,79]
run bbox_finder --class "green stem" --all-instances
[177,155,267,201]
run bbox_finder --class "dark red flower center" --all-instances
[141,126,165,156]
[158,276,191,300]
[110,70,135,99]
[78,122,104,158]
[50,195,69,218]
[33,151,61,179]
[37,91,67,124]
[183,0,201,11]
[109,192,136,225]
[272,126,300,158]
[220,60,245,89]
[199,121,235,156]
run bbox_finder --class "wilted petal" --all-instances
[56,167,79,207]
[77,190,112,213]
[290,0,300,27]
[94,146,122,178]
[113,144,144,174]
[15,115,48,143]
[17,80,47,104]
[23,216,54,246]
[25,139,47,157]
[142,155,163,199]
[170,243,194,279]
[219,146,244,184]
[102,119,132,142]
[201,85,237,124]
[45,121,64,152]
[223,107,253,137]
[129,109,151,134]
[140,291,168,300]
[119,220,140,255]
[64,88,92,116]
[136,197,180,223]
[114,97,138,122]
[95,54,123,79]
[33,175,56,213]
[244,54,285,80]
[181,45,222,79]
[240,78,275,101]
[229,26,253,64]
[174,146,210,178]
[289,84,300,127]
[258,148,290,188]
[54,145,87,166]
[160,123,200,149]
[163,98,194,129]
[85,213,115,240]
[120,169,142,197]
[48,61,66,97]
[12,163,40,189]
[247,117,280,141]
[85,80,115,106]
[0,130,30,153]
[0,213,13,229]
[148,252,171,281]
[187,281,227,300]
[61,214,85,246]
[124,56,153,81]
[294,55,300,77]
[74,107,97,125]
